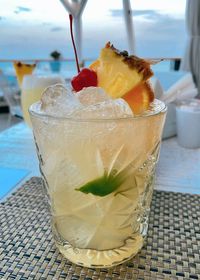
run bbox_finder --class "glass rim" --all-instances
[29,99,167,123]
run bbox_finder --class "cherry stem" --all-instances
[69,14,80,73]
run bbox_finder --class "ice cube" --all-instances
[73,98,133,119]
[76,87,110,106]
[41,84,81,117]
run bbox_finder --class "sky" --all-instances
[0,0,187,60]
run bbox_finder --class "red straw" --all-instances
[69,14,80,73]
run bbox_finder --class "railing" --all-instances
[0,57,182,112]
[0,57,182,72]
[0,57,182,62]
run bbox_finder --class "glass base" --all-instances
[55,234,144,268]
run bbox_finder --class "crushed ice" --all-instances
[33,84,133,119]
[40,84,81,117]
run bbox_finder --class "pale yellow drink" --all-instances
[21,75,65,126]
[30,87,167,268]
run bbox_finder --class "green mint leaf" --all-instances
[76,172,125,197]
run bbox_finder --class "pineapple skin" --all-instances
[90,43,153,99]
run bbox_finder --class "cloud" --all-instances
[50,27,64,32]
[110,9,160,17]
[0,6,186,60]
[14,6,32,14]
[109,9,125,17]
[42,22,51,26]
[110,9,181,21]
[84,9,186,58]
[133,10,163,20]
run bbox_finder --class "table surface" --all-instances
[0,122,200,199]
[1,177,200,280]
[1,123,200,280]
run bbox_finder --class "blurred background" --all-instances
[1,0,198,135]
[0,0,186,73]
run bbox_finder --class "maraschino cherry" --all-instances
[69,14,97,92]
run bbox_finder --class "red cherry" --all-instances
[71,68,97,92]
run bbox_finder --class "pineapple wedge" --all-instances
[13,61,36,87]
[123,81,154,114]
[90,42,154,114]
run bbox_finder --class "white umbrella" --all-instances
[181,0,200,97]
[59,0,135,62]
[122,0,135,54]
[59,0,88,64]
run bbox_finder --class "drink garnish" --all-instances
[75,151,144,197]
[76,171,124,196]
[71,68,97,92]
[69,34,158,196]
[90,42,155,114]
[69,14,97,91]
[69,14,80,73]
[13,61,36,87]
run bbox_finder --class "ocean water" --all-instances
[0,59,172,85]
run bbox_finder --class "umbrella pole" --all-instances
[122,0,135,54]
[74,16,83,67]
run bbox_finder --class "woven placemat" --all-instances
[0,177,200,280]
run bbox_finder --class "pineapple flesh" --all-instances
[90,43,155,114]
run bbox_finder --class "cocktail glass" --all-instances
[29,88,166,268]
[21,75,65,125]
